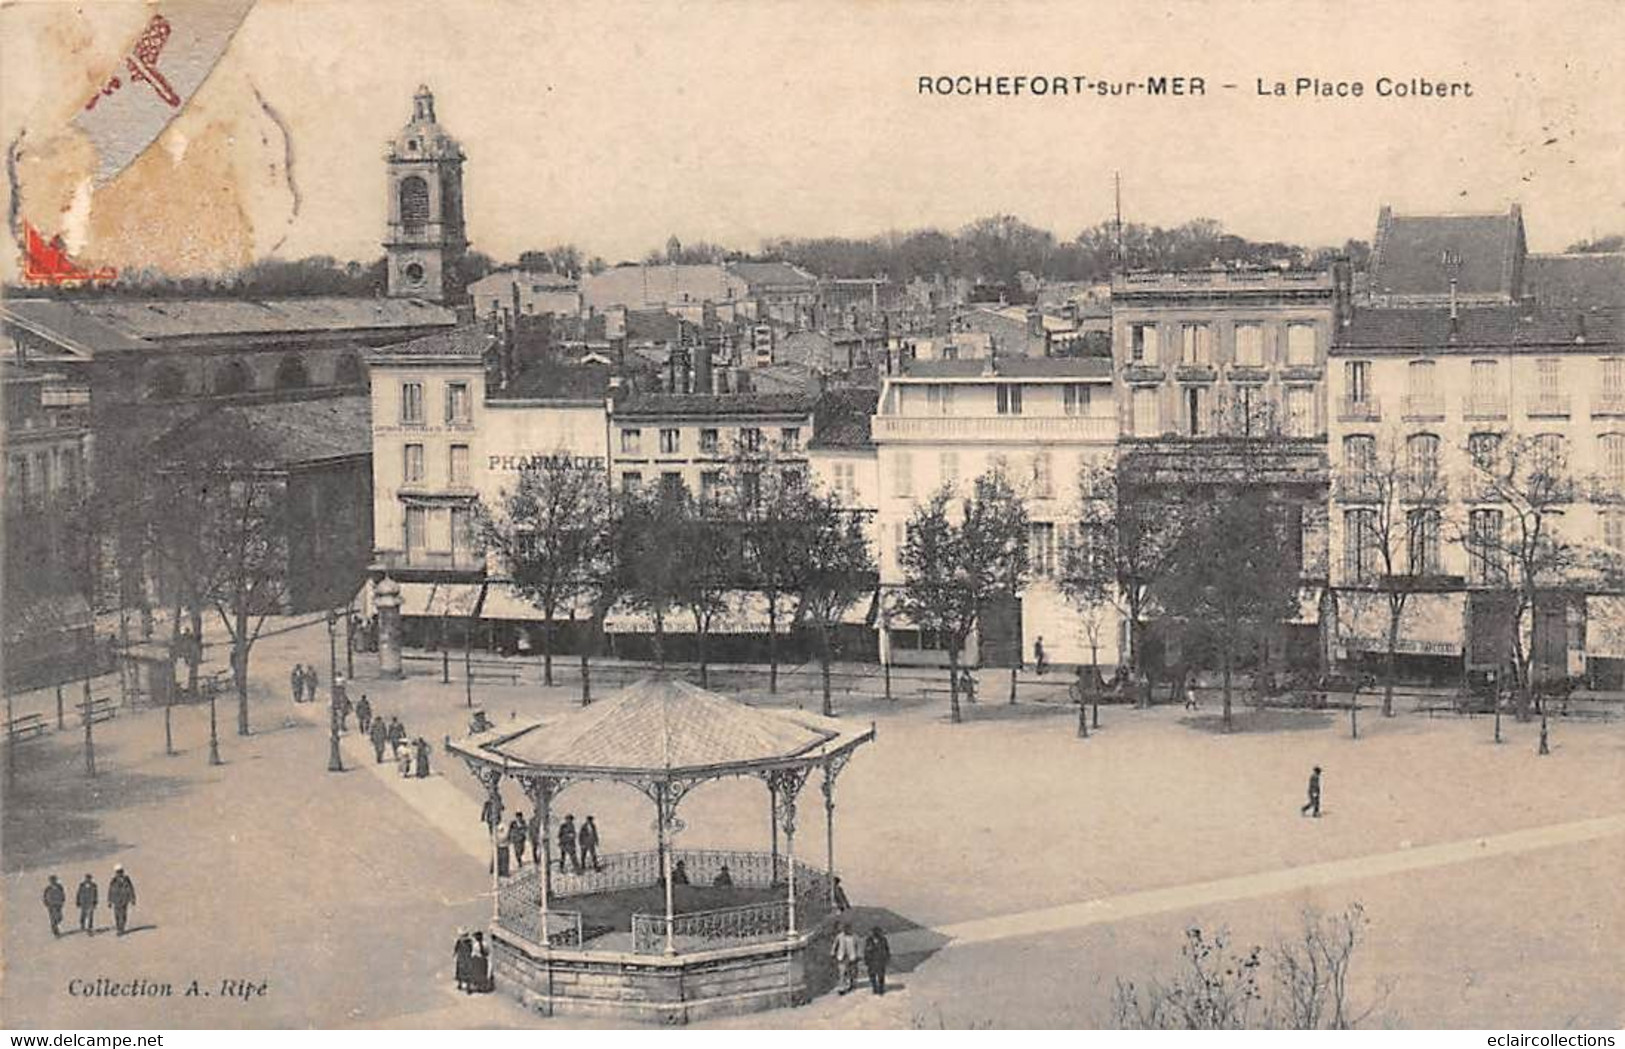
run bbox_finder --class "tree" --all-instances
[1094,468,1184,707]
[208,475,287,737]
[895,472,1029,723]
[1058,462,1122,732]
[621,487,688,669]
[1456,433,1585,722]
[1334,431,1449,717]
[476,454,613,686]
[672,490,738,688]
[795,490,875,717]
[728,448,815,693]
[1151,493,1301,731]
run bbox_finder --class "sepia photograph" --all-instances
[1,0,1621,1036]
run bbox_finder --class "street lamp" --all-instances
[326,608,344,773]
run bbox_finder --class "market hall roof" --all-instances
[449,676,874,780]
[2,296,457,356]
[150,395,373,470]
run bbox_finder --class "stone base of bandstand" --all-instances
[491,917,838,1024]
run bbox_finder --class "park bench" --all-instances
[81,695,118,724]
[5,711,49,744]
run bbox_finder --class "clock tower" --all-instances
[384,86,467,303]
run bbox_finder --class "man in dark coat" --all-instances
[579,815,601,871]
[557,815,579,874]
[1300,765,1322,818]
[108,864,136,935]
[43,875,66,937]
[304,666,320,704]
[369,713,388,763]
[413,737,431,778]
[453,929,474,992]
[387,716,406,758]
[75,874,98,935]
[507,813,529,867]
[355,694,372,736]
[290,664,304,703]
[863,926,892,995]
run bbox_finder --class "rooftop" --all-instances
[1525,253,1625,310]
[809,387,879,450]
[1367,206,1525,300]
[897,356,1113,380]
[1338,304,1621,350]
[615,390,815,419]
[727,261,818,288]
[493,360,614,402]
[150,395,372,469]
[368,326,494,360]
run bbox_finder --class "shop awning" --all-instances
[1586,595,1625,658]
[427,582,485,618]
[1288,586,1323,626]
[396,582,436,617]
[1337,590,1465,656]
[480,583,586,622]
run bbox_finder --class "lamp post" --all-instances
[326,608,343,772]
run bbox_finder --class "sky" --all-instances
[3,0,1623,278]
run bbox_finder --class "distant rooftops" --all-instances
[367,325,494,360]
[151,395,373,469]
[1524,253,1625,309]
[896,356,1113,380]
[809,388,879,450]
[615,391,815,419]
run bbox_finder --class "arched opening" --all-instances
[333,353,364,387]
[399,175,430,233]
[274,356,310,390]
[146,364,186,401]
[213,359,253,396]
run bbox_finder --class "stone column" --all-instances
[376,577,404,679]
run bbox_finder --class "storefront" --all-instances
[1335,590,1466,684]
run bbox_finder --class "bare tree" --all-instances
[1058,462,1120,734]
[727,448,810,694]
[795,487,875,716]
[673,489,738,689]
[1455,433,1585,722]
[1334,430,1450,717]
[1095,468,1183,707]
[208,475,287,737]
[895,471,1029,723]
[476,454,613,686]
[621,486,689,670]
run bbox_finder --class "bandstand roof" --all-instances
[449,676,873,780]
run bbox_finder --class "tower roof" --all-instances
[388,85,463,162]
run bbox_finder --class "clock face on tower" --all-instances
[403,260,426,287]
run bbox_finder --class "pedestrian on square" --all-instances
[337,680,352,732]
[832,922,860,994]
[527,810,542,864]
[369,713,388,763]
[1300,765,1322,818]
[1034,637,1047,676]
[832,875,851,912]
[557,814,580,874]
[469,932,492,992]
[414,737,431,778]
[290,664,305,703]
[355,694,372,736]
[1184,677,1201,711]
[387,716,406,758]
[579,815,601,871]
[304,666,320,704]
[958,667,977,704]
[43,875,66,937]
[75,874,98,935]
[863,926,892,995]
[397,744,413,778]
[507,813,529,867]
[108,865,136,935]
[453,929,473,993]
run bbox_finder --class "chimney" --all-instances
[694,338,714,395]
[1332,257,1353,328]
[1448,277,1460,340]
[1027,308,1043,338]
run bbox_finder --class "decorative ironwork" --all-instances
[468,762,504,830]
[820,752,852,808]
[632,899,795,954]
[495,866,583,947]
[552,850,665,896]
[765,767,808,837]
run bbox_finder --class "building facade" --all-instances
[870,357,1121,668]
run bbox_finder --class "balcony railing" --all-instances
[1593,395,1625,417]
[374,548,485,572]
[1337,397,1381,422]
[872,414,1116,442]
[1401,394,1445,419]
[1525,394,1572,418]
[1463,396,1508,420]
[1335,471,1381,501]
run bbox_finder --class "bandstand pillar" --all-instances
[522,776,562,946]
[770,768,808,938]
[655,781,677,956]
[821,754,850,906]
[768,779,780,882]
[476,767,505,925]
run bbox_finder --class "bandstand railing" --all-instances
[496,872,583,947]
[550,848,820,897]
[632,899,793,953]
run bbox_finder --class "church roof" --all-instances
[453,676,873,778]
[387,85,463,160]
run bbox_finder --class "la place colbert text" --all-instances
[67,977,269,1000]
[1255,76,1473,98]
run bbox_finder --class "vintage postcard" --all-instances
[2,0,1622,1035]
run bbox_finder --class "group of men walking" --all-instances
[288,663,322,704]
[500,811,602,873]
[42,866,137,938]
[831,922,892,996]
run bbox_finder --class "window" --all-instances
[1286,323,1316,366]
[1407,433,1440,489]
[895,452,914,498]
[1285,386,1314,436]
[1606,512,1625,554]
[1605,359,1625,401]
[1231,385,1266,436]
[833,462,856,502]
[660,472,684,500]
[1470,360,1499,404]
[403,443,425,483]
[659,428,680,455]
[449,444,470,485]
[925,385,956,415]
[399,175,430,231]
[997,384,1024,415]
[780,427,801,453]
[783,467,806,490]
[1603,434,1625,488]
[274,357,309,390]
[700,470,723,502]
[451,507,473,554]
[405,506,427,551]
[740,427,763,453]
[1468,432,1501,473]
[1130,323,1160,363]
[1063,384,1091,416]
[1181,323,1211,366]
[445,382,471,425]
[214,360,253,395]
[56,447,78,495]
[699,428,719,454]
[1538,358,1562,398]
[400,382,424,425]
[620,428,643,455]
[31,452,49,498]
[1534,432,1567,474]
[1344,435,1376,486]
[1345,360,1371,404]
[1028,522,1057,577]
[1184,386,1206,436]
[621,472,643,494]
[939,451,959,490]
[1469,509,1504,583]
[1235,324,1264,367]
[1407,508,1441,575]
[1407,360,1436,397]
[1343,509,1378,583]
[1031,451,1053,499]
[427,507,452,552]
[1132,387,1159,437]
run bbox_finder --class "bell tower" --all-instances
[384,85,467,303]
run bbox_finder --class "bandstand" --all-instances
[447,676,875,1023]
